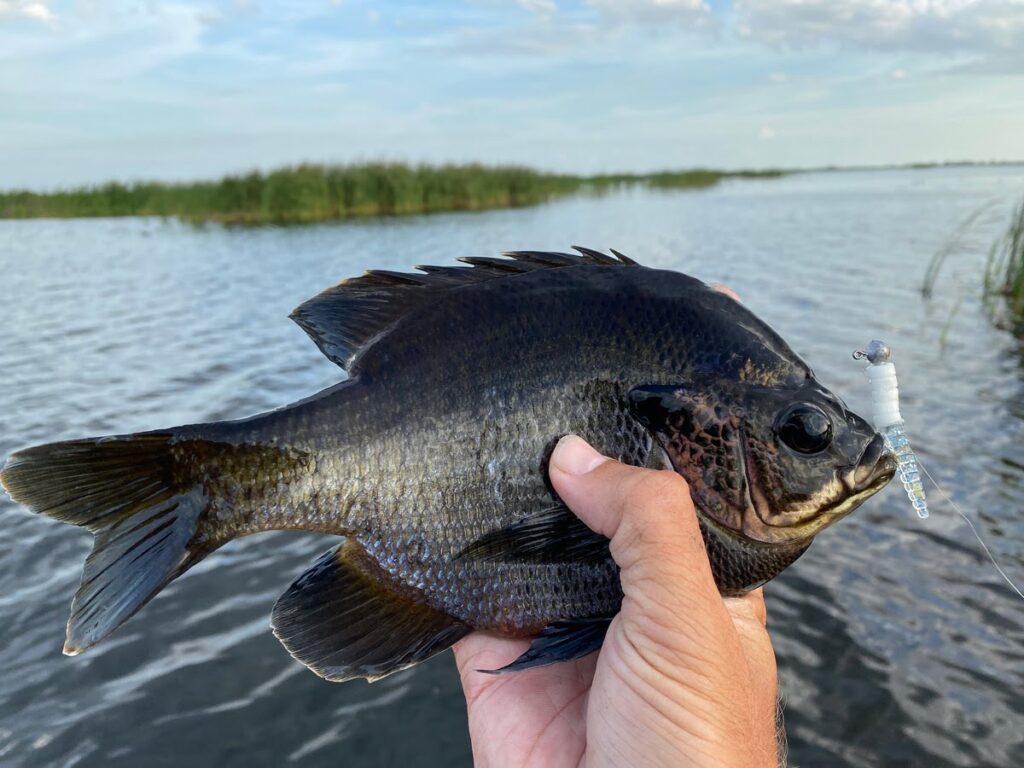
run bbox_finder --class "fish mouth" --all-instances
[728,430,896,544]
[665,430,897,546]
[846,433,897,495]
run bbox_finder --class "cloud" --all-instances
[516,0,557,15]
[734,0,1024,54]
[289,39,388,76]
[584,0,713,27]
[3,0,1023,189]
[0,2,216,64]
[0,0,55,22]
[21,2,54,21]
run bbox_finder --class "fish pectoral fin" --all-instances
[271,540,470,683]
[456,505,611,564]
[483,618,611,674]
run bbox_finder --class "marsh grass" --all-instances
[0,163,785,225]
[984,198,1024,330]
[921,201,997,299]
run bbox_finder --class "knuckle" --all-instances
[629,470,692,521]
[649,470,690,500]
[606,468,702,565]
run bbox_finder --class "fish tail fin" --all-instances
[0,433,213,655]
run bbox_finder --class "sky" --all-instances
[2,0,1024,189]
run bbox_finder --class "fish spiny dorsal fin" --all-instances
[290,247,638,372]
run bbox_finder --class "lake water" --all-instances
[1,166,1023,767]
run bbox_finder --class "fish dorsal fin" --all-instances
[290,247,638,372]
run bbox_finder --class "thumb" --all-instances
[548,435,720,616]
[551,436,779,765]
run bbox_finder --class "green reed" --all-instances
[984,197,1024,329]
[0,163,784,225]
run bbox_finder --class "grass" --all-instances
[921,201,997,299]
[0,162,786,225]
[984,197,1024,330]
[923,194,1024,334]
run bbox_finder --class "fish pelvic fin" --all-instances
[483,618,611,674]
[1,434,222,655]
[271,540,470,682]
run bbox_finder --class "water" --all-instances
[1,166,1023,767]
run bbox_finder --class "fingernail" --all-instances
[551,435,609,476]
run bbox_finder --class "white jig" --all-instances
[852,341,1024,600]
[853,340,928,519]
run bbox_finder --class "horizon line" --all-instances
[3,158,1024,196]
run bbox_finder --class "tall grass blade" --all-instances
[984,198,1024,332]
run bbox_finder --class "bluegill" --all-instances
[0,248,895,681]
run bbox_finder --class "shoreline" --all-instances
[1,160,1020,225]
[0,164,785,225]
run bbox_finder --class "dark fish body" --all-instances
[0,249,895,681]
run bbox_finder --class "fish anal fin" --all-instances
[456,505,611,565]
[484,618,611,674]
[271,540,470,682]
[289,248,638,372]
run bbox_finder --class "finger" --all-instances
[725,605,778,738]
[724,587,767,627]
[452,633,532,703]
[549,435,701,549]
[548,434,718,606]
[453,633,531,678]
[708,282,741,302]
[722,589,777,711]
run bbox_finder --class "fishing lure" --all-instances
[854,339,1024,600]
[853,340,928,518]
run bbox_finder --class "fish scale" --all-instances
[0,248,895,682]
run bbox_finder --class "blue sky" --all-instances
[2,0,1023,189]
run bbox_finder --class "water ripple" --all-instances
[1,167,1023,766]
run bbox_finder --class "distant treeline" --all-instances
[0,163,785,224]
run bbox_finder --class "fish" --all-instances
[0,248,896,682]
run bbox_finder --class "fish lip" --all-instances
[737,429,896,539]
[675,429,895,544]
[847,433,897,493]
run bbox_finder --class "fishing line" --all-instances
[855,339,1024,603]
[917,460,1024,602]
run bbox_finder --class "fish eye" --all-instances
[775,403,833,454]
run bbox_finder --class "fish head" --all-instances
[628,379,896,545]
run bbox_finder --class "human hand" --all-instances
[453,435,780,767]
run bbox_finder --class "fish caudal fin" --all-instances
[0,434,209,655]
[272,540,470,682]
